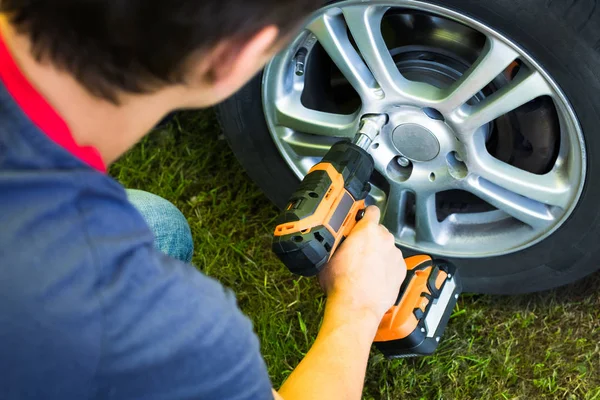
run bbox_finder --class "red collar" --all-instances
[0,27,106,172]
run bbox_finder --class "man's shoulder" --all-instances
[0,169,121,288]
[0,165,234,326]
[0,168,149,326]
[0,170,131,398]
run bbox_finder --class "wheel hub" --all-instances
[392,123,440,162]
[381,105,463,175]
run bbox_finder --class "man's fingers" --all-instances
[352,206,386,237]
[362,205,381,224]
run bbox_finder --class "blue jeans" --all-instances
[126,189,194,263]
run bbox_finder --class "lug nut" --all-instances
[294,47,308,76]
[454,153,464,162]
[397,156,411,168]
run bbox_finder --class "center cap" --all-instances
[392,123,440,162]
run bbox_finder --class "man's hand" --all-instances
[277,206,406,400]
[319,206,407,323]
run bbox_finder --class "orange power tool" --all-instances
[272,115,462,358]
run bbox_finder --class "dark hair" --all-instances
[0,0,321,102]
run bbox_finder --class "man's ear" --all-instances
[206,25,280,86]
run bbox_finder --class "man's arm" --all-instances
[275,206,407,400]
[275,299,380,400]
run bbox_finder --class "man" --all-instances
[0,1,406,399]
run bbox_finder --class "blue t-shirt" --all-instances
[0,31,273,399]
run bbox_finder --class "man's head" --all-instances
[0,0,322,107]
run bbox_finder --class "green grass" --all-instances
[111,110,600,399]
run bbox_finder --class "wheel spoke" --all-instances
[440,37,519,113]
[342,6,405,98]
[367,183,388,212]
[281,133,332,158]
[307,11,380,101]
[275,94,357,137]
[466,176,556,229]
[470,139,571,208]
[415,191,443,244]
[452,70,553,135]
[381,185,407,237]
[372,145,399,174]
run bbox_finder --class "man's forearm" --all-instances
[277,297,380,400]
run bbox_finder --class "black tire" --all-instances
[217,0,600,294]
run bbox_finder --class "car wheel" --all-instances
[217,0,600,294]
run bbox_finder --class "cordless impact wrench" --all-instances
[272,114,462,358]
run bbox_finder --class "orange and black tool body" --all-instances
[374,255,462,358]
[272,141,374,277]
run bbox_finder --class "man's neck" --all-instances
[0,17,183,165]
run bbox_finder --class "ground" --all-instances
[111,110,600,400]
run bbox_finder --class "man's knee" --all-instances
[126,189,194,263]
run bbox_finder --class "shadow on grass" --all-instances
[480,269,600,310]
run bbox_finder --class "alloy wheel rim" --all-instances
[262,0,586,258]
